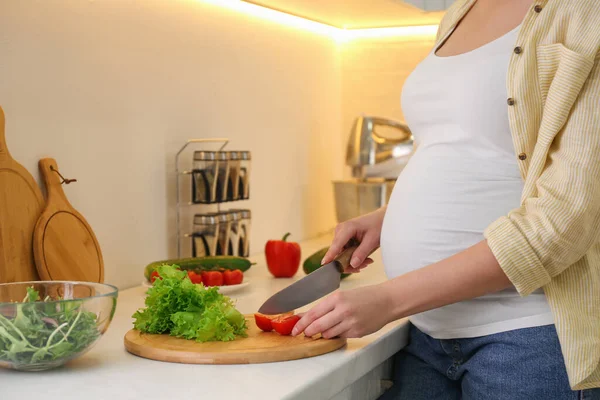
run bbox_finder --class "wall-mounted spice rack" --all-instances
[175,139,252,259]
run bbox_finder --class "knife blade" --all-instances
[257,245,356,315]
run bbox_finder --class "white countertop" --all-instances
[0,235,409,400]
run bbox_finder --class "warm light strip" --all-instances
[202,0,342,38]
[201,0,438,40]
[343,25,439,40]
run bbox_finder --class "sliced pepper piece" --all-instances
[271,314,301,336]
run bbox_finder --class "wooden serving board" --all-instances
[33,158,104,283]
[124,315,347,364]
[0,106,45,283]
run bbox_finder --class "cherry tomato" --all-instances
[187,271,203,285]
[150,271,160,283]
[271,315,301,336]
[201,271,224,287]
[223,269,243,285]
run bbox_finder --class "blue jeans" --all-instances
[381,324,600,400]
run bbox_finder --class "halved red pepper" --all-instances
[271,314,301,336]
[254,311,295,333]
[254,313,275,332]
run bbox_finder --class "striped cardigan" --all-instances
[436,0,600,390]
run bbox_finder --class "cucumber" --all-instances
[144,256,254,281]
[303,247,350,279]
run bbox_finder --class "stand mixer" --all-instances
[332,115,414,223]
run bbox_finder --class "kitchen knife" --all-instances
[257,245,356,315]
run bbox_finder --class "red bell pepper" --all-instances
[265,233,301,278]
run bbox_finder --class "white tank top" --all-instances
[380,24,554,339]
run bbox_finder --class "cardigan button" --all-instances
[514,46,523,54]
[534,5,543,13]
[507,98,515,106]
[518,153,527,161]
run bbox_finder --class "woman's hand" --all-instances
[322,206,387,273]
[291,284,393,338]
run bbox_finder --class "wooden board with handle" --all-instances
[0,106,44,283]
[124,315,346,364]
[33,158,104,283]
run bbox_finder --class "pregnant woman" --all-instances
[292,0,600,398]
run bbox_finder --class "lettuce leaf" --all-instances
[132,264,248,342]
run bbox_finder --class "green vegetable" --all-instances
[303,247,350,279]
[133,264,248,342]
[0,287,100,365]
[144,256,254,282]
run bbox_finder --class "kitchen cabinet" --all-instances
[330,359,395,400]
[0,235,409,400]
[404,0,457,11]
[245,0,450,29]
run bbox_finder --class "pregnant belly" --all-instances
[380,151,523,278]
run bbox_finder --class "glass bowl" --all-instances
[0,281,118,371]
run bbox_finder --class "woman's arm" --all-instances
[292,239,512,338]
[383,240,511,321]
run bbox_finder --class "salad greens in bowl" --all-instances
[0,281,118,371]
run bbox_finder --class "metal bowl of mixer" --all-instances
[333,115,414,223]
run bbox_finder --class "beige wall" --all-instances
[339,36,437,179]
[0,0,439,289]
[0,0,343,289]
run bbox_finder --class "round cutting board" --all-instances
[33,158,104,283]
[0,106,44,283]
[124,315,347,364]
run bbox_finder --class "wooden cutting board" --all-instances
[0,106,44,283]
[33,158,104,283]
[124,315,347,364]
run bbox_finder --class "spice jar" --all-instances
[228,210,243,256]
[215,211,233,256]
[192,151,218,204]
[215,151,230,203]
[239,151,251,200]
[237,209,251,257]
[192,213,219,257]
[228,151,241,201]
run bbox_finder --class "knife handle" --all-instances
[333,246,358,273]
